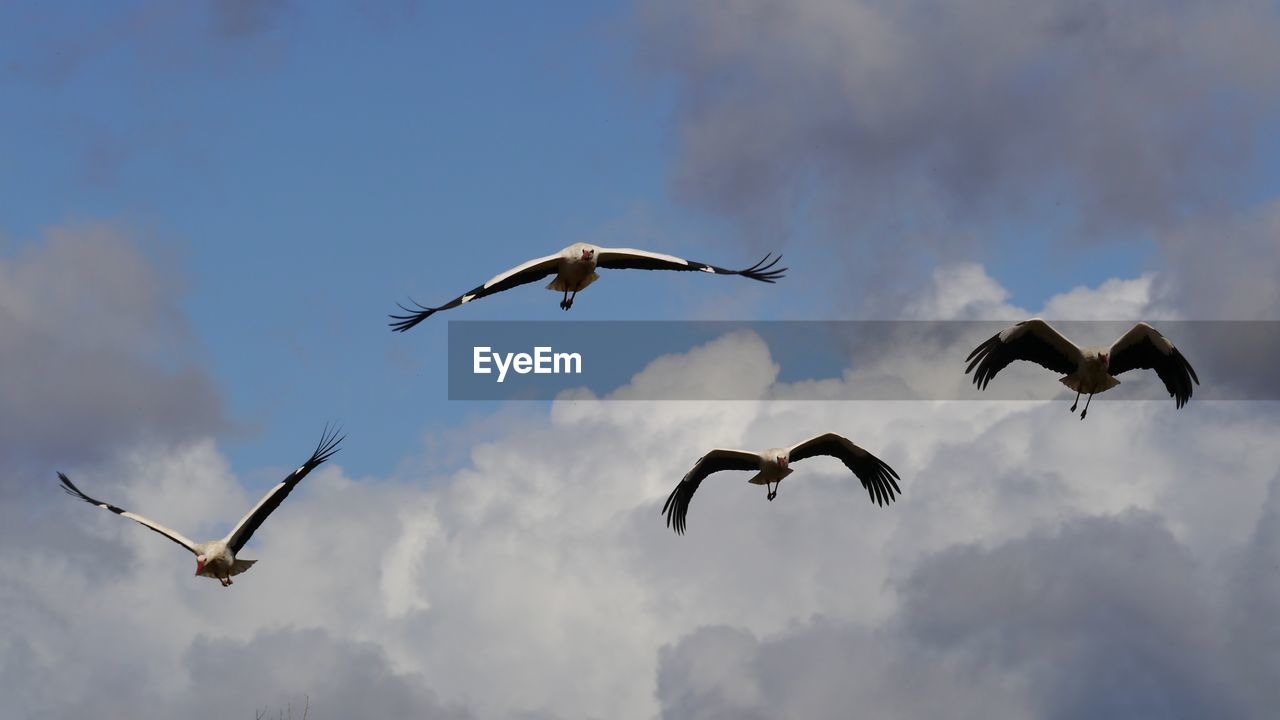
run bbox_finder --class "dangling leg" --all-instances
[565,290,576,310]
[1080,393,1093,420]
[560,290,570,310]
[1070,390,1080,412]
[767,481,778,501]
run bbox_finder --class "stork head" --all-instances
[195,555,206,576]
[581,247,594,261]
[1100,352,1110,369]
[776,454,788,470]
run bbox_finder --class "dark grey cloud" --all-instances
[1154,199,1280,318]
[900,512,1242,719]
[1,625,471,720]
[1223,476,1280,712]
[658,508,1280,719]
[181,627,471,720]
[636,0,1280,257]
[0,224,226,477]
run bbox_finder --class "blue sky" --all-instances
[0,1,1172,482]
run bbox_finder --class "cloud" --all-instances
[1153,199,1280,319]
[657,509,1273,719]
[181,627,470,720]
[900,512,1241,719]
[903,263,1026,321]
[6,257,1278,719]
[634,0,1280,329]
[637,0,1280,240]
[0,223,226,477]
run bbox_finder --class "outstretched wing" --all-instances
[662,448,761,535]
[1108,322,1200,408]
[389,253,561,332]
[58,472,199,554]
[595,248,786,283]
[788,433,902,507]
[224,426,344,554]
[965,318,1083,390]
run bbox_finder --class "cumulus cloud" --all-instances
[657,507,1277,719]
[182,627,470,720]
[5,258,1278,719]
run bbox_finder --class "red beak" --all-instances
[195,560,205,576]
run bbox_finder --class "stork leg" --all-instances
[1080,393,1094,420]
[1070,390,1081,412]
[565,291,576,310]
[559,290,570,310]
[766,481,778,501]
[219,576,231,587]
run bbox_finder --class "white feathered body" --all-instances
[194,540,256,580]
[747,449,793,486]
[545,243,601,293]
[1059,346,1121,395]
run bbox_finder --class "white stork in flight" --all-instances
[389,242,785,331]
[662,433,901,535]
[57,427,343,586]
[965,319,1199,419]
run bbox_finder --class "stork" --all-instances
[965,319,1199,419]
[662,433,901,535]
[57,427,343,586]
[389,243,785,331]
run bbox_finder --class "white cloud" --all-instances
[5,257,1277,719]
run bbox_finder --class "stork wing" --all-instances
[58,472,199,554]
[389,253,561,332]
[662,448,761,535]
[965,318,1083,390]
[595,248,786,283]
[788,433,902,507]
[1108,322,1200,408]
[224,426,344,554]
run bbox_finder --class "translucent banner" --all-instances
[446,321,1280,401]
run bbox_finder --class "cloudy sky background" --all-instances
[3,1,1279,718]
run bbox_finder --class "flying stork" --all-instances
[57,426,343,586]
[965,319,1199,419]
[662,433,901,535]
[389,243,785,331]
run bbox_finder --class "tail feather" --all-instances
[546,272,598,293]
[1059,375,1120,393]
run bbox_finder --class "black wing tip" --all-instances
[57,471,117,510]
[662,482,691,535]
[57,471,83,498]
[964,338,998,389]
[388,299,440,333]
[965,332,1000,364]
[738,252,787,283]
[310,424,345,466]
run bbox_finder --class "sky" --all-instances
[2,1,1280,718]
